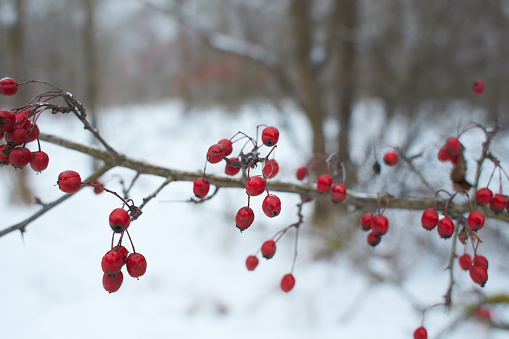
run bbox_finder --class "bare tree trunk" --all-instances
[82,0,100,170]
[334,0,358,184]
[8,0,32,205]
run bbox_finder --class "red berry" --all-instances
[193,177,210,198]
[116,246,129,264]
[475,188,493,206]
[103,271,124,293]
[467,211,485,231]
[444,137,461,156]
[15,110,29,126]
[437,217,455,238]
[57,170,82,193]
[383,150,398,166]
[126,252,147,278]
[246,175,266,196]
[458,254,472,270]
[280,274,296,293]
[245,255,259,271]
[367,231,381,247]
[101,249,124,276]
[206,144,225,164]
[469,264,488,286]
[0,77,18,96]
[262,194,281,217]
[225,157,241,176]
[5,124,27,145]
[217,138,233,156]
[29,151,49,172]
[437,146,451,162]
[261,240,276,259]
[91,179,104,194]
[109,208,131,233]
[0,144,11,165]
[235,206,255,231]
[25,122,39,142]
[360,213,373,231]
[372,215,389,235]
[8,147,31,168]
[331,183,347,202]
[413,326,427,339]
[473,255,489,269]
[472,80,484,94]
[295,166,308,180]
[490,193,507,214]
[316,174,333,193]
[421,208,439,230]
[261,126,279,146]
[263,159,279,179]
[0,109,16,133]
[474,306,492,320]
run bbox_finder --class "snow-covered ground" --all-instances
[0,100,507,339]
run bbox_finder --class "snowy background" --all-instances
[0,100,508,339]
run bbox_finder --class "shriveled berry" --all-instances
[490,194,507,214]
[0,144,12,165]
[8,147,31,168]
[217,138,233,156]
[91,179,104,194]
[0,77,18,96]
[193,177,210,198]
[295,166,308,180]
[469,264,488,286]
[262,194,281,217]
[206,144,225,163]
[473,255,488,269]
[57,170,82,193]
[103,271,123,293]
[263,159,279,178]
[246,175,266,196]
[331,183,347,202]
[0,109,16,133]
[360,213,373,231]
[372,215,389,235]
[245,255,259,271]
[367,231,381,247]
[225,157,241,176]
[280,274,296,292]
[101,249,124,276]
[467,211,485,231]
[316,174,333,193]
[261,126,279,146]
[458,254,472,270]
[421,208,439,230]
[235,206,254,231]
[126,252,147,278]
[413,326,427,339]
[444,137,461,155]
[437,217,455,238]
[472,80,484,94]
[475,188,493,206]
[383,150,398,166]
[109,208,131,233]
[261,240,276,259]
[29,151,49,172]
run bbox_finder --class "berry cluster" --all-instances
[458,252,489,287]
[359,196,391,247]
[0,106,46,171]
[57,170,146,293]
[437,137,462,164]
